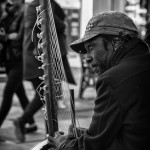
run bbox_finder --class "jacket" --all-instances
[59,38,150,150]
[0,4,24,65]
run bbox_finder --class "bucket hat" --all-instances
[70,11,138,54]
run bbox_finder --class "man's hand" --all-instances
[46,126,86,149]
[54,131,68,146]
[7,33,17,40]
[46,132,68,149]
[68,125,86,138]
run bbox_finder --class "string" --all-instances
[33,0,79,137]
[31,8,46,42]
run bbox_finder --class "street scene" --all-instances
[1,0,150,150]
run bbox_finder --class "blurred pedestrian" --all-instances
[0,0,7,67]
[14,0,76,142]
[0,0,36,132]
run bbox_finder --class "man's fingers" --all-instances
[54,131,65,138]
[48,135,59,148]
[54,131,64,137]
[68,124,74,133]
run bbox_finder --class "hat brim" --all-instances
[70,33,99,54]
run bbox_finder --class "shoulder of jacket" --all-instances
[101,54,150,88]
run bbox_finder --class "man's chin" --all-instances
[92,67,100,74]
[93,66,107,75]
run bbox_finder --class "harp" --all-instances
[32,0,78,149]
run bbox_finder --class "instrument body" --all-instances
[31,0,77,149]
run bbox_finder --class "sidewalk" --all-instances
[0,98,95,150]
[0,53,96,150]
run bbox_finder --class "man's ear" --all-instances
[111,36,121,51]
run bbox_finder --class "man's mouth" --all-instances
[91,63,99,73]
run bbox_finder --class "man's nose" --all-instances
[85,54,93,63]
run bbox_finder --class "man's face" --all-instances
[84,35,113,75]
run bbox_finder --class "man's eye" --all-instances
[87,46,93,53]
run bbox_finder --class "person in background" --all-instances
[0,0,7,67]
[14,0,76,142]
[0,0,36,136]
[39,11,150,150]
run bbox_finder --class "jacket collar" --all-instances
[111,37,149,67]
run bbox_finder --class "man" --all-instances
[39,11,150,150]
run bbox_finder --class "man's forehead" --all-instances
[84,35,103,49]
[84,35,102,45]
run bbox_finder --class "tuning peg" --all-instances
[39,74,47,80]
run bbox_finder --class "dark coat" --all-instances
[60,39,150,150]
[23,0,75,84]
[0,4,24,66]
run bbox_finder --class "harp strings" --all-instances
[46,1,72,131]
[32,1,80,136]
[47,1,80,133]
